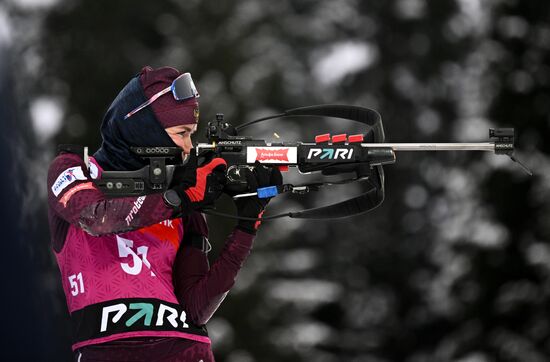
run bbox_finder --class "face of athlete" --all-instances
[165,123,197,157]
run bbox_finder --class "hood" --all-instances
[93,76,177,171]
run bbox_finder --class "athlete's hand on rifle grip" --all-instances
[171,151,227,211]
[234,162,283,235]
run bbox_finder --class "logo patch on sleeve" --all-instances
[51,166,87,196]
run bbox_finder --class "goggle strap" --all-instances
[124,86,172,119]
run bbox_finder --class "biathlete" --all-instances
[47,66,281,361]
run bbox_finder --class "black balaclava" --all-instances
[93,76,177,171]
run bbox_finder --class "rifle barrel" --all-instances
[197,142,497,152]
[361,143,495,151]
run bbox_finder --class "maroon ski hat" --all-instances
[139,66,199,128]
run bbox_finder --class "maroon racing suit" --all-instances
[48,151,255,361]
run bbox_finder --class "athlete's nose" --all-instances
[182,137,193,154]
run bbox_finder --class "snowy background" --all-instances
[1,0,549,361]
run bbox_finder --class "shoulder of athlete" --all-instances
[47,152,100,203]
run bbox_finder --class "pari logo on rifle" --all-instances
[307,147,355,161]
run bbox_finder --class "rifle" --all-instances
[95,105,531,220]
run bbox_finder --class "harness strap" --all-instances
[217,104,388,220]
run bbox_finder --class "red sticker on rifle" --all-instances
[246,147,297,164]
[255,148,289,162]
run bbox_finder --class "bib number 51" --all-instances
[68,272,85,296]
[116,236,155,277]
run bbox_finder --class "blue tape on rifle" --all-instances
[257,186,279,199]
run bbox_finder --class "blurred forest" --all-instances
[1,0,550,361]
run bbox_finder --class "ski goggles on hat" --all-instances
[125,72,200,119]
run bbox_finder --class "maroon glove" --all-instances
[234,163,283,234]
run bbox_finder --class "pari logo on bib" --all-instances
[51,166,87,196]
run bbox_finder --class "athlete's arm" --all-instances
[48,153,175,237]
[173,215,255,326]
[173,166,279,325]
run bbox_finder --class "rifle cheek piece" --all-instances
[95,147,183,197]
